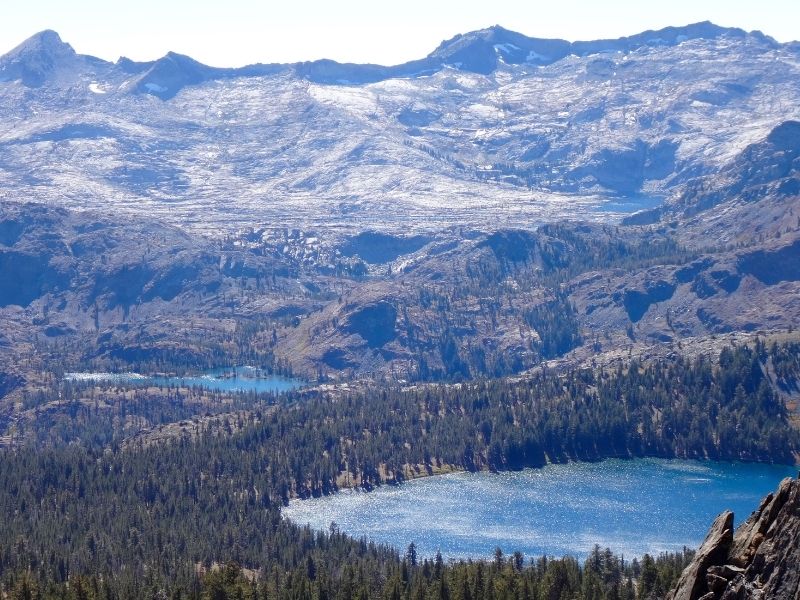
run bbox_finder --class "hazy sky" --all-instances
[2,0,798,67]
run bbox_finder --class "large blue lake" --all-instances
[64,366,304,394]
[284,458,797,560]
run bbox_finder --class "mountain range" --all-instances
[0,22,799,379]
[2,20,800,600]
[0,23,781,95]
[0,23,798,234]
[0,117,797,384]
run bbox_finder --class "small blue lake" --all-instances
[64,366,304,394]
[283,458,797,560]
[594,195,664,214]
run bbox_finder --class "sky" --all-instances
[1,0,798,67]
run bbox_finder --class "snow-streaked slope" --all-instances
[0,29,798,235]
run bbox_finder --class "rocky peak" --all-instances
[668,475,800,599]
[6,30,74,58]
[116,56,156,75]
[766,120,800,153]
[133,51,217,99]
[0,30,79,86]
[668,511,734,600]
[426,21,773,75]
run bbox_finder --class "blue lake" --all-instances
[64,366,304,394]
[283,458,798,560]
[594,195,664,214]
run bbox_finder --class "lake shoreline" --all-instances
[298,451,799,500]
[63,367,305,394]
[284,457,800,561]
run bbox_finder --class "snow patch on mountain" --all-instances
[0,24,797,235]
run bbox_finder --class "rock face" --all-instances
[669,511,734,600]
[668,476,800,600]
[344,301,398,348]
[661,120,800,248]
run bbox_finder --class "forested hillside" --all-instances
[2,18,800,600]
[0,342,797,599]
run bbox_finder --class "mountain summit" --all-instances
[0,22,782,96]
[0,30,82,86]
[427,21,773,74]
[133,51,219,99]
[427,25,571,73]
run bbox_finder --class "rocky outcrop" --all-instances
[668,476,800,600]
[679,120,800,215]
[343,301,398,348]
[619,280,676,323]
[737,240,800,285]
[340,232,431,265]
[669,511,734,600]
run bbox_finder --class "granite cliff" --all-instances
[669,475,800,599]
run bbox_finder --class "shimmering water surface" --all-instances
[284,458,797,559]
[64,366,304,393]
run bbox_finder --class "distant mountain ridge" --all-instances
[0,20,797,233]
[0,22,783,98]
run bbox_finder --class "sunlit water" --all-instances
[284,458,797,560]
[593,195,664,215]
[64,366,304,393]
